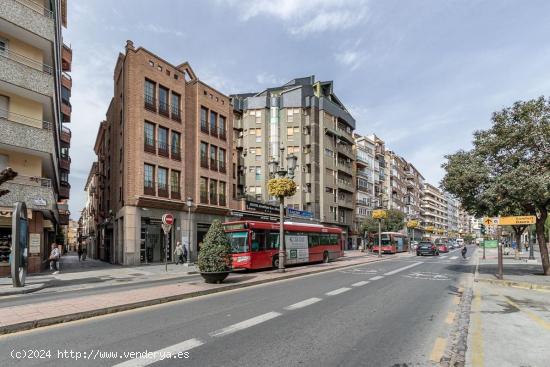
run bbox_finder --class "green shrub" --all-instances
[197,219,232,272]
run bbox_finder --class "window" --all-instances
[200,177,208,203]
[158,127,168,156]
[210,111,217,136]
[0,38,8,55]
[159,86,169,115]
[171,170,180,198]
[157,167,168,196]
[200,106,208,133]
[324,148,334,157]
[200,142,208,168]
[219,181,226,205]
[219,115,226,139]
[218,148,226,172]
[255,128,262,142]
[144,164,154,193]
[255,147,262,162]
[209,179,218,204]
[254,110,262,124]
[210,145,218,170]
[171,132,181,160]
[61,86,71,105]
[144,79,155,110]
[144,121,155,152]
[0,95,8,119]
[148,60,154,67]
[255,167,261,181]
[171,93,181,121]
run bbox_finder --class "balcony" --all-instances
[157,183,169,198]
[157,142,169,158]
[61,99,71,122]
[143,182,156,196]
[337,162,352,175]
[0,175,56,211]
[337,143,353,158]
[62,43,72,71]
[337,179,354,192]
[171,189,181,200]
[159,101,170,117]
[210,126,218,138]
[144,95,156,112]
[59,210,70,225]
[60,126,71,146]
[171,106,182,122]
[0,48,54,96]
[0,0,55,41]
[0,108,54,153]
[171,147,181,161]
[209,192,218,205]
[210,159,218,171]
[144,140,156,154]
[219,164,227,174]
[200,191,208,204]
[219,194,227,206]
[59,181,70,200]
[61,72,72,90]
[59,155,71,171]
[338,198,354,209]
[219,128,226,141]
[200,157,209,169]
[200,123,209,134]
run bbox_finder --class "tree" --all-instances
[0,167,18,197]
[197,219,232,273]
[361,209,406,235]
[441,96,550,275]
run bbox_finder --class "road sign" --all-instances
[161,223,172,234]
[162,213,174,225]
[483,217,499,226]
[498,216,536,226]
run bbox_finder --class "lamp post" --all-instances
[268,148,298,273]
[372,195,388,258]
[186,197,193,265]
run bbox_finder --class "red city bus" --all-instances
[224,221,344,270]
[371,232,409,254]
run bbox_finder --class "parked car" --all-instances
[417,241,439,256]
[438,243,449,253]
[411,241,419,250]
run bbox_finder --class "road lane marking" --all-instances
[440,256,448,259]
[429,337,447,362]
[383,262,422,276]
[450,256,458,260]
[369,276,384,281]
[445,312,455,324]
[453,295,461,305]
[351,281,369,287]
[505,298,550,330]
[210,312,281,337]
[284,298,322,310]
[113,338,204,367]
[325,287,351,296]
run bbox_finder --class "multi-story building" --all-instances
[65,219,78,251]
[384,151,409,213]
[231,76,356,244]
[458,208,472,236]
[81,162,99,259]
[444,193,459,234]
[92,41,238,265]
[402,161,424,220]
[421,183,448,235]
[0,0,71,275]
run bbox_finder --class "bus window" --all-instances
[329,234,338,245]
[251,232,266,252]
[267,232,279,249]
[228,231,249,253]
[309,234,320,247]
[320,234,331,246]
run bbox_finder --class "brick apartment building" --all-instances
[90,41,238,265]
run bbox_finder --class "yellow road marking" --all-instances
[458,287,464,294]
[505,298,550,331]
[471,289,484,367]
[453,295,461,305]
[445,312,455,324]
[429,337,447,362]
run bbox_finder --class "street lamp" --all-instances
[186,197,193,266]
[372,194,388,258]
[269,148,298,273]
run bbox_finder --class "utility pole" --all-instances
[378,218,382,258]
[497,226,503,280]
[528,225,535,260]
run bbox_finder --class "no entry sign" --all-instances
[162,213,174,225]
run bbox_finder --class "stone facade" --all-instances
[0,0,55,41]
[0,57,54,96]
[0,118,53,153]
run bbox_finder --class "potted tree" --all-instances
[198,219,232,284]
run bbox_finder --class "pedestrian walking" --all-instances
[183,242,188,263]
[461,246,467,259]
[82,247,87,261]
[77,243,82,261]
[174,242,184,265]
[49,243,60,274]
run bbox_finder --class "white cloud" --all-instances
[222,0,368,36]
[255,72,287,86]
[335,50,364,70]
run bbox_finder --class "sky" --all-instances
[64,0,550,217]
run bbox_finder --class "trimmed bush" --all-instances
[197,219,232,272]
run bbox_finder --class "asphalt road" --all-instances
[0,247,475,367]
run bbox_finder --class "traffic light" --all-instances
[480,224,486,235]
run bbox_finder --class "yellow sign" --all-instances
[498,216,536,226]
[407,220,419,229]
[483,217,499,226]
[425,226,434,233]
[372,209,387,219]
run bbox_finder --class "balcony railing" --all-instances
[157,183,169,198]
[60,126,71,144]
[210,159,218,171]
[144,95,156,112]
[209,192,218,205]
[218,128,226,140]
[159,101,170,117]
[219,164,227,174]
[171,106,182,122]
[62,44,72,72]
[200,157,208,168]
[60,154,71,171]
[144,139,156,154]
[200,123,209,134]
[171,148,181,161]
[144,181,156,196]
[210,126,218,138]
[158,141,169,157]
[171,189,181,200]
[200,191,208,204]
[219,194,227,206]
[0,107,51,129]
[14,0,54,18]
[0,48,53,74]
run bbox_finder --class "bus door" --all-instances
[395,236,404,253]
[250,230,269,269]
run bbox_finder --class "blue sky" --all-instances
[65,0,550,217]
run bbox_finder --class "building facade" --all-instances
[421,183,448,236]
[231,76,356,244]
[0,0,71,275]
[81,162,98,259]
[92,41,238,265]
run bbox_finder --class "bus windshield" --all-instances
[228,231,249,253]
[373,237,391,246]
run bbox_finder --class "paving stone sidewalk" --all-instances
[0,250,408,334]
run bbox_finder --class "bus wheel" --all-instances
[323,251,329,263]
[272,256,279,269]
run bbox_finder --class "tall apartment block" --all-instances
[231,76,356,243]
[91,41,237,265]
[0,0,71,275]
[444,192,459,234]
[421,183,449,235]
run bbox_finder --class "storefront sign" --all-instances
[245,200,279,215]
[287,208,314,219]
[29,233,41,254]
[32,198,47,206]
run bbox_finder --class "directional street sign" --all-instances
[498,216,536,226]
[483,217,499,226]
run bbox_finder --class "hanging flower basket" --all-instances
[268,178,297,198]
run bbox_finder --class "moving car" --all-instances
[438,243,449,253]
[416,241,439,256]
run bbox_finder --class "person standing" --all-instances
[174,242,184,265]
[49,243,60,273]
[77,243,83,262]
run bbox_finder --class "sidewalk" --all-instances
[0,253,198,296]
[0,250,410,334]
[475,247,550,290]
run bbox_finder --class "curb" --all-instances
[474,277,550,291]
[0,283,47,297]
[0,255,395,335]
